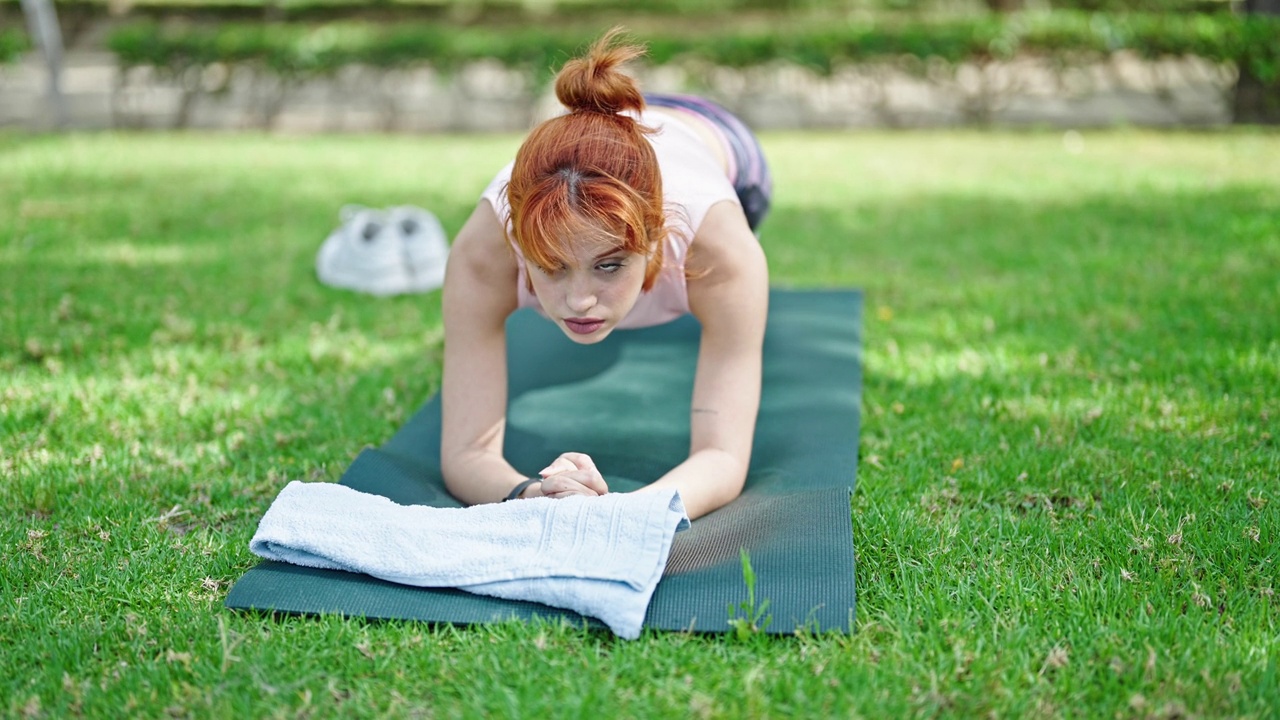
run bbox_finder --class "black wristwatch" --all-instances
[504,477,542,502]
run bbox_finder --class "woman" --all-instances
[440,29,771,520]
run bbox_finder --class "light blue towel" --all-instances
[249,481,690,639]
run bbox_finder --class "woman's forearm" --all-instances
[639,448,747,520]
[443,445,747,513]
[441,450,532,506]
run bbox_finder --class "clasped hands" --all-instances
[521,452,609,499]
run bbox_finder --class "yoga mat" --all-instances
[226,289,862,634]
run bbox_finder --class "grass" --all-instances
[2,128,1278,718]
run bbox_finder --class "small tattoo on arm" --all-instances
[692,407,719,415]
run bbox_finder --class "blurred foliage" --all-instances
[106,13,1280,83]
[0,27,29,64]
[0,0,1241,19]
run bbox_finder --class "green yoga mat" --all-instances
[226,289,862,634]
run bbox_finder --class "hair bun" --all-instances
[554,27,646,116]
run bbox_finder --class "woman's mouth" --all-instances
[564,318,605,335]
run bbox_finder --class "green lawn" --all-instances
[2,129,1277,718]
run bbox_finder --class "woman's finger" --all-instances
[543,486,596,498]
[538,456,577,477]
[541,472,604,497]
[539,454,606,494]
[559,452,598,474]
[544,490,592,499]
[553,468,608,495]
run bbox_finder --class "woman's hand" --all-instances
[532,452,609,499]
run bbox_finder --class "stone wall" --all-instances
[1,49,1236,132]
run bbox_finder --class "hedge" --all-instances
[105,13,1280,85]
[0,28,29,65]
[0,0,1235,16]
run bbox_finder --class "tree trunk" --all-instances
[20,0,67,128]
[1234,0,1280,124]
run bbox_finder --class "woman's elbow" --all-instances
[438,447,474,498]
[694,451,749,518]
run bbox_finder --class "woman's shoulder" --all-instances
[447,200,519,296]
[651,143,739,243]
[479,161,516,217]
[686,200,766,290]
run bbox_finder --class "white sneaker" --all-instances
[316,205,448,296]
[385,205,450,293]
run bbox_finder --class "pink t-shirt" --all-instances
[479,110,739,329]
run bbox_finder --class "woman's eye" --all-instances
[597,261,625,273]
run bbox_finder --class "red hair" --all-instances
[505,28,667,291]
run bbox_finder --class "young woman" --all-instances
[440,29,771,520]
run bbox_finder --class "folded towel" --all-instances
[249,481,690,638]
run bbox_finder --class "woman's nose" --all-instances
[565,275,597,313]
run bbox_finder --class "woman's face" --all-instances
[526,236,648,345]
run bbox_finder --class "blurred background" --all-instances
[2,0,1277,131]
